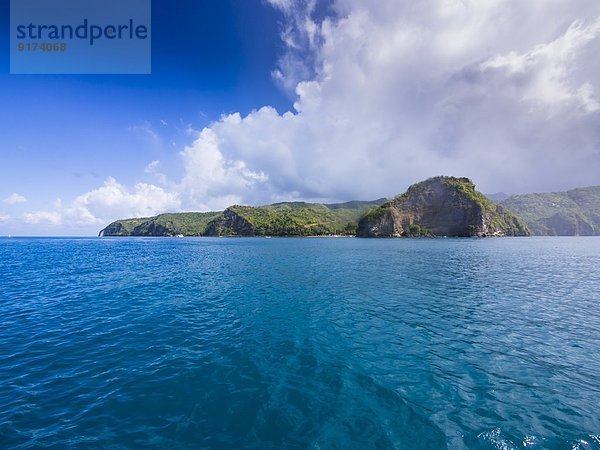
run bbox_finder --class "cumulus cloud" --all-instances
[187,0,600,198]
[3,193,27,205]
[23,211,62,225]
[24,178,180,227]
[66,177,180,223]
[178,128,269,210]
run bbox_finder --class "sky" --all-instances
[1,0,600,235]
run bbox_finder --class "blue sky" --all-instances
[1,0,600,235]
[0,0,290,208]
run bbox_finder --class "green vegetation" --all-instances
[500,186,600,236]
[99,217,148,236]
[212,201,381,236]
[101,212,222,237]
[403,224,431,237]
[357,176,529,237]
[100,179,600,238]
[131,212,223,236]
[360,203,393,223]
[446,177,497,213]
[325,199,387,210]
[99,199,386,237]
[568,187,600,220]
[445,177,528,234]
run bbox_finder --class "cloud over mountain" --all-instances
[20,0,600,231]
[202,0,600,200]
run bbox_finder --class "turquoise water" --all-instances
[0,237,599,449]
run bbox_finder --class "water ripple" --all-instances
[0,237,599,448]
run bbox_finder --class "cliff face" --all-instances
[357,177,529,238]
[205,208,256,236]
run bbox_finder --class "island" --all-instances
[99,176,600,238]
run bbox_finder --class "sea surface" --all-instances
[0,237,599,449]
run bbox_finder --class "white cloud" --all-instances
[0,214,11,222]
[3,193,27,205]
[23,211,61,225]
[178,128,269,210]
[180,0,600,199]
[69,177,180,222]
[480,19,600,113]
[23,178,180,227]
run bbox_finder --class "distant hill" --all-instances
[99,212,222,237]
[500,186,600,236]
[485,192,510,202]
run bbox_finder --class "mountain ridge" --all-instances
[500,186,600,236]
[99,199,386,237]
[99,178,600,238]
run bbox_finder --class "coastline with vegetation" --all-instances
[99,176,600,238]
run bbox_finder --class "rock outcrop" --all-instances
[357,176,529,237]
[205,208,256,236]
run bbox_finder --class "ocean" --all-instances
[1,237,599,449]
